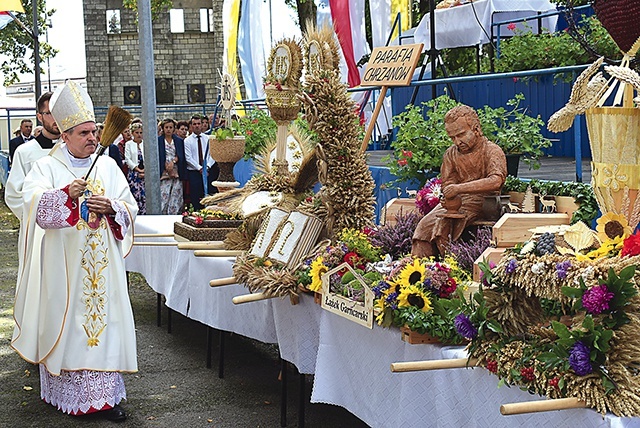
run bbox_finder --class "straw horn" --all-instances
[232,292,277,304]
[500,397,587,415]
[391,358,479,373]
[177,241,226,250]
[210,277,237,287]
[85,105,132,179]
[194,250,243,257]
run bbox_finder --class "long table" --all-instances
[127,215,640,428]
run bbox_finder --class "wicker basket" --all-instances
[265,85,301,122]
[209,136,245,163]
[585,107,640,228]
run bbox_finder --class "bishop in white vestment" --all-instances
[11,81,137,421]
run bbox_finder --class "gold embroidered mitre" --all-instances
[50,80,95,132]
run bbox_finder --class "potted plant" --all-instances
[386,93,552,185]
[236,108,277,161]
[476,93,552,175]
[209,118,246,187]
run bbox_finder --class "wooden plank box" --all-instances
[472,247,508,282]
[380,197,419,226]
[400,326,440,345]
[492,213,570,247]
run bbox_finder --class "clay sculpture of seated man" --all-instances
[411,104,507,257]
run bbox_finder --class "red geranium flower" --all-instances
[343,251,361,267]
[402,150,413,158]
[194,216,203,225]
[398,158,408,167]
[507,22,516,31]
[621,231,640,257]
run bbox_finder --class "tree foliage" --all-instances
[0,0,56,86]
[122,0,173,20]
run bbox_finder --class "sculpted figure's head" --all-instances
[444,104,483,154]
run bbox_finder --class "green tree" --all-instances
[0,0,56,86]
[122,0,173,20]
[284,0,317,34]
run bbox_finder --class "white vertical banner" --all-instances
[349,0,370,83]
[369,0,391,49]
[238,0,267,99]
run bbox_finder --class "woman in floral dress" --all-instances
[125,123,146,214]
[157,119,187,214]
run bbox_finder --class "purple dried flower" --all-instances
[445,227,492,272]
[582,284,615,315]
[454,313,478,339]
[371,211,420,259]
[569,341,593,376]
[505,259,518,274]
[556,260,571,280]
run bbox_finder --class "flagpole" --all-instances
[32,0,41,102]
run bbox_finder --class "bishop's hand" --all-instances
[69,178,88,200]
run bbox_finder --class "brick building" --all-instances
[83,0,224,108]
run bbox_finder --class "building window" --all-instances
[200,8,213,32]
[170,9,184,33]
[106,9,121,34]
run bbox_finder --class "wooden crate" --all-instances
[472,247,508,281]
[492,213,570,247]
[400,325,440,345]
[380,198,419,226]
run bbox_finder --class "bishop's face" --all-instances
[445,117,480,154]
[63,122,98,159]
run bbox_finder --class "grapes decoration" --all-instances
[535,232,556,256]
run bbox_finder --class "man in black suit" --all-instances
[9,119,34,166]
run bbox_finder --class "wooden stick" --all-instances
[500,397,587,416]
[209,277,237,287]
[232,292,277,304]
[177,241,226,250]
[390,358,478,373]
[134,233,175,238]
[133,241,178,247]
[359,86,388,153]
[194,250,243,257]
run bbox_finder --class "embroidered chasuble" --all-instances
[12,144,138,378]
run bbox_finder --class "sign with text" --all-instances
[361,43,424,87]
[321,263,374,329]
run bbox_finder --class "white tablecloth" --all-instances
[126,215,277,344]
[271,294,322,374]
[128,216,640,428]
[414,0,558,50]
[310,312,640,428]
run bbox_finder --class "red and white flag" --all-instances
[0,0,25,30]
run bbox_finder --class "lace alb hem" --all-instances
[39,365,126,415]
[36,189,72,229]
[111,199,131,236]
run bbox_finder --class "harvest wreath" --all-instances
[456,220,640,416]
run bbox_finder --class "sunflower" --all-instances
[396,258,426,287]
[596,212,633,243]
[308,256,328,292]
[398,285,432,313]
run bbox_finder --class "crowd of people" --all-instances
[9,108,226,215]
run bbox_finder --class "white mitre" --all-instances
[50,80,95,132]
